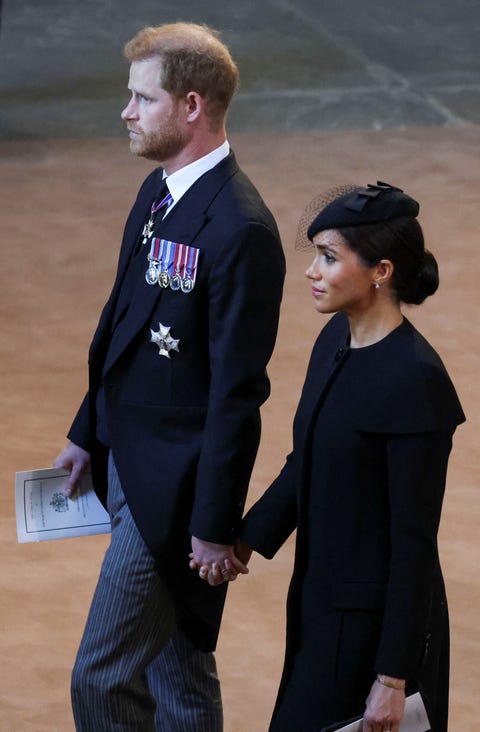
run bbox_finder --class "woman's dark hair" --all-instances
[338,216,439,305]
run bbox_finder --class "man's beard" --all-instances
[130,115,188,163]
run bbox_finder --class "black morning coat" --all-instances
[67,152,286,651]
[240,312,465,730]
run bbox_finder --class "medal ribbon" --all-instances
[141,187,173,245]
[146,238,200,290]
[151,190,173,216]
[184,245,200,285]
[148,237,164,263]
[163,239,173,273]
[172,243,184,275]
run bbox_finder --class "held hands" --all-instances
[189,536,252,586]
[363,675,406,732]
[53,441,91,497]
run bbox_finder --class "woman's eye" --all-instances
[324,253,336,264]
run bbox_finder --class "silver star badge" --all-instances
[150,322,180,358]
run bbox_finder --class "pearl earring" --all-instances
[374,282,380,289]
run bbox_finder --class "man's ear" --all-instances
[184,91,203,122]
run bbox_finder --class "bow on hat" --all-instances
[307,181,420,241]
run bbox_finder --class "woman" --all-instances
[201,182,465,731]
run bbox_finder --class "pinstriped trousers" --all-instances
[71,453,223,731]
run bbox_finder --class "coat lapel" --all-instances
[102,153,239,375]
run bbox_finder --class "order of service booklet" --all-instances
[15,467,111,543]
[320,691,430,732]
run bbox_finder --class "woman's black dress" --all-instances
[241,314,465,731]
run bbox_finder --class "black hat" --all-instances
[306,181,420,241]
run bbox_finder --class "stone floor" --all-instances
[1,126,479,731]
[1,0,480,138]
[0,1,479,730]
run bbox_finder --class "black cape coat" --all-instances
[241,313,465,731]
[68,152,285,651]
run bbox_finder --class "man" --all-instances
[54,22,285,732]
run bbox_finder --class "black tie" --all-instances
[134,180,172,255]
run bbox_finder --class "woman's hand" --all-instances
[234,537,253,567]
[189,538,253,586]
[363,675,405,732]
[189,537,249,586]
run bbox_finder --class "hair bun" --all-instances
[400,249,439,304]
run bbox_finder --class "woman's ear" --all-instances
[374,259,395,287]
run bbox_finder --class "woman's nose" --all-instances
[305,261,321,280]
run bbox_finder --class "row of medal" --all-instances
[145,237,200,293]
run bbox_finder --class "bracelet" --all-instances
[376,675,405,691]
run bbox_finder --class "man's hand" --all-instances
[53,441,91,497]
[189,536,249,586]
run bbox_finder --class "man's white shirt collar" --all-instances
[163,140,230,212]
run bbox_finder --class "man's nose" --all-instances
[121,99,137,121]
